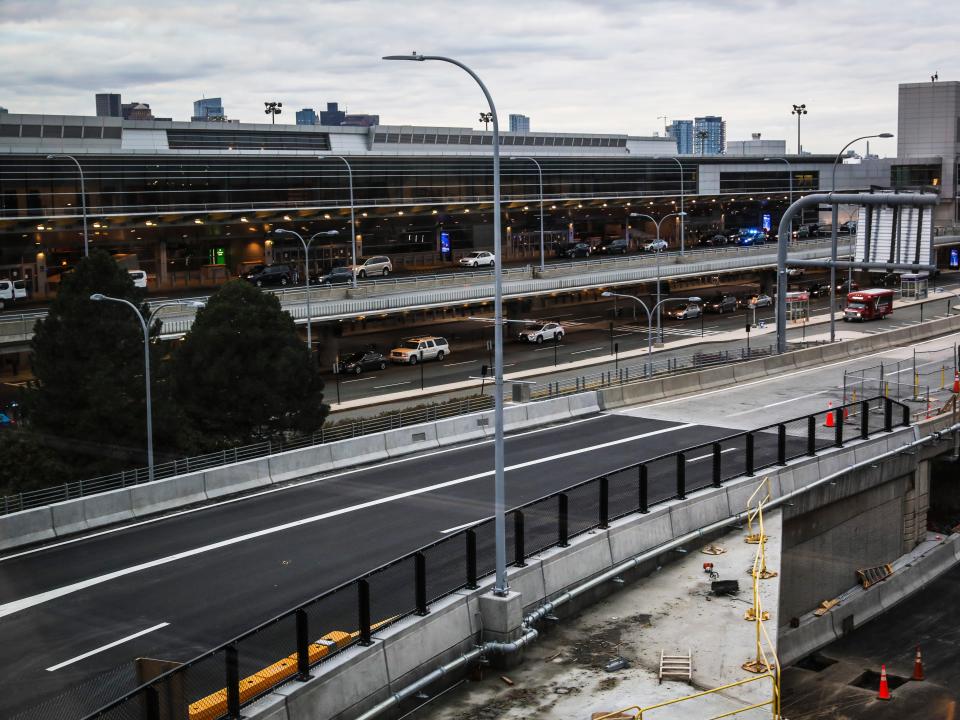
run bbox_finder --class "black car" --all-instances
[598,238,629,255]
[340,350,388,375]
[316,266,354,285]
[704,295,738,313]
[243,264,292,287]
[805,282,830,297]
[701,234,730,247]
[559,242,592,258]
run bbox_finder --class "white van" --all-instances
[0,280,27,302]
[128,270,148,289]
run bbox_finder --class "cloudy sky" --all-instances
[1,0,954,155]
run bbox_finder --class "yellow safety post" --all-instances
[884,381,890,398]
[744,476,771,544]
[851,387,857,403]
[941,365,946,390]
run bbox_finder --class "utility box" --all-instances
[512,383,532,402]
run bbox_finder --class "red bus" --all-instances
[844,288,894,322]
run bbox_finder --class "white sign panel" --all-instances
[854,204,934,267]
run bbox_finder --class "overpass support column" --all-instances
[902,462,931,554]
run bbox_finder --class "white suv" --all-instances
[0,279,27,302]
[390,336,450,364]
[517,322,564,344]
[352,256,392,278]
[459,251,496,268]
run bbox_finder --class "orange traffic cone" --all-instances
[953,370,959,394]
[843,405,850,420]
[926,400,933,419]
[913,646,925,681]
[878,664,891,700]
[824,402,835,428]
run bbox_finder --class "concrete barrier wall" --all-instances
[204,458,273,499]
[0,507,54,551]
[245,424,926,720]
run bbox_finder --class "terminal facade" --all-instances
[0,82,954,297]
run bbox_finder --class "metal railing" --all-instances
[61,395,908,720]
[0,395,493,516]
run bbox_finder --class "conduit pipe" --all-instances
[353,421,958,720]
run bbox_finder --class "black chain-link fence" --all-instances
[78,395,909,720]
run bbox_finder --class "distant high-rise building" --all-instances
[121,102,155,121]
[694,116,726,155]
[0,107,7,115]
[192,97,225,121]
[668,120,694,154]
[509,114,530,133]
[96,93,122,117]
[296,108,318,125]
[342,114,380,127]
[319,102,346,126]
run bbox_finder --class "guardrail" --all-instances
[61,395,909,720]
[0,395,493,516]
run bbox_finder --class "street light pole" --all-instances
[47,154,89,257]
[509,156,545,271]
[655,156,685,254]
[791,104,807,154]
[828,133,894,343]
[274,228,340,351]
[602,291,701,356]
[323,156,358,288]
[89,295,204,483]
[385,52,509,596]
[629,211,686,343]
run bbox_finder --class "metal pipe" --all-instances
[776,192,938,353]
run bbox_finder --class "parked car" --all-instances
[735,229,766,246]
[804,282,830,297]
[643,239,668,252]
[128,270,148,289]
[704,295,738,313]
[749,294,773,308]
[352,256,392,278]
[389,336,450,364]
[839,220,858,235]
[792,223,820,240]
[0,411,13,429]
[242,264,292,287]
[459,251,496,268]
[668,303,702,320]
[0,279,28,302]
[340,350,388,374]
[598,238,629,255]
[701,234,730,247]
[558,242,592,259]
[315,266,355,285]
[517,322,564,344]
[835,280,860,294]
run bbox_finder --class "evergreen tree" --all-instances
[171,280,327,449]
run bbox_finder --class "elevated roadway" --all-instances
[2,328,958,717]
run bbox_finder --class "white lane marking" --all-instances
[571,346,604,355]
[689,448,738,462]
[443,361,474,367]
[341,376,377,384]
[577,315,603,321]
[532,345,560,352]
[0,415,609,563]
[624,333,960,410]
[373,381,411,389]
[728,390,832,417]
[503,363,516,368]
[612,333,635,338]
[440,518,489,534]
[46,623,169,672]
[0,423,692,617]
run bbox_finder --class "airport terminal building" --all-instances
[0,81,954,296]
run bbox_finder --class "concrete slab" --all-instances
[130,473,207,516]
[81,487,134,529]
[268,444,335,484]
[0,506,55,550]
[203,458,273,499]
[383,424,441,459]
[327,435,389,470]
[50,499,88,537]
[434,413,492,444]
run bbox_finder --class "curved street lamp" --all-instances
[47,154,89,257]
[322,155,358,287]
[384,52,510,596]
[509,156,545,271]
[602,291,702,356]
[274,228,340,351]
[629,211,686,341]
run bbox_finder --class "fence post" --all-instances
[902,403,911,427]
[558,493,569,547]
[296,609,311,680]
[599,476,609,529]
[712,442,722,487]
[639,464,649,513]
[745,433,755,476]
[884,398,893,432]
[465,530,478,589]
[860,400,870,439]
[225,644,240,719]
[144,685,161,720]
[835,405,844,447]
[415,552,429,615]
[358,579,373,646]
[676,453,686,500]
[807,415,817,456]
[777,425,787,465]
[514,511,526,567]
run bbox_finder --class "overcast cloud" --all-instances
[1,0,955,155]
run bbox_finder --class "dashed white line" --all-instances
[443,360,474,367]
[571,346,604,355]
[341,376,377,384]
[46,623,170,671]
[373,381,411,389]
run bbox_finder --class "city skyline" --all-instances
[1,0,955,155]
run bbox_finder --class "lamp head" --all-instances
[90,293,105,301]
[601,291,613,298]
[688,296,702,303]
[273,228,289,235]
[383,52,425,61]
[46,154,55,160]
[184,300,206,309]
[879,132,894,138]
[677,211,688,217]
